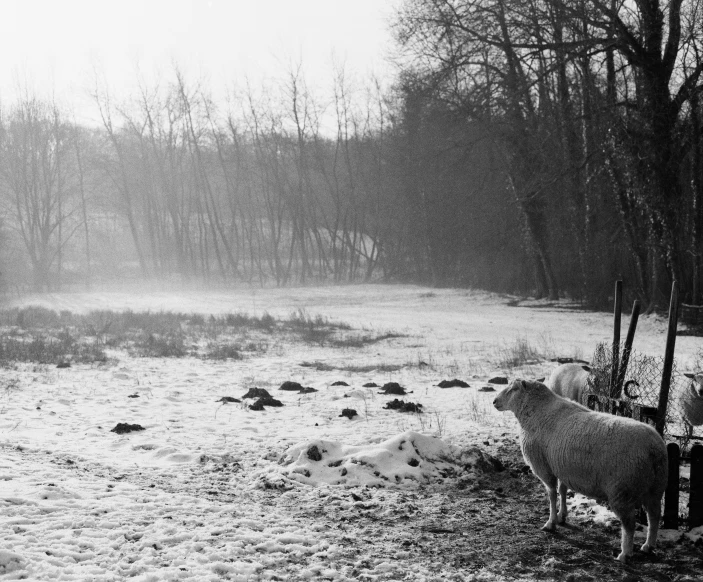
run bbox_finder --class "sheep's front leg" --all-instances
[541,480,558,532]
[557,481,568,524]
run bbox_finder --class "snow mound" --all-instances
[684,525,703,544]
[35,484,83,501]
[256,431,483,488]
[0,549,23,574]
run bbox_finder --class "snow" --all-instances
[683,525,703,544]
[266,431,459,488]
[0,284,699,580]
[11,283,695,364]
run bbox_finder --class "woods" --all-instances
[0,0,702,311]
[394,0,703,308]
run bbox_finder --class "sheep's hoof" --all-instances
[557,512,566,524]
[541,522,557,532]
[616,551,630,563]
[640,542,654,554]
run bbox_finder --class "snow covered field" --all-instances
[1,284,701,581]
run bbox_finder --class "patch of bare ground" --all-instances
[293,440,703,581]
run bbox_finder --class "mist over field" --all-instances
[1,0,702,312]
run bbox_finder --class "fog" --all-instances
[2,0,703,312]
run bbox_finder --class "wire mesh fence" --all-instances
[587,342,696,445]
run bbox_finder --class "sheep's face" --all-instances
[684,373,703,398]
[493,379,527,412]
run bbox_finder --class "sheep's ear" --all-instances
[685,373,695,379]
[581,365,591,373]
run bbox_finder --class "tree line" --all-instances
[394,0,703,309]
[0,70,396,291]
[0,0,701,311]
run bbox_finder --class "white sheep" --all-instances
[548,363,591,403]
[493,378,668,563]
[682,373,703,426]
[549,362,639,404]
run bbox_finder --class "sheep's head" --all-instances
[493,378,548,412]
[493,380,518,412]
[684,373,703,398]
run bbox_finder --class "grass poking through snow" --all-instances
[0,306,399,366]
[493,335,554,370]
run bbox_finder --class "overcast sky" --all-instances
[2,0,399,123]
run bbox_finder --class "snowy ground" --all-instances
[1,284,702,581]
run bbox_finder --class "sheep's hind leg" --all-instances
[641,497,661,553]
[615,509,636,563]
[556,481,568,524]
[541,477,559,532]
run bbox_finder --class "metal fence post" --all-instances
[610,280,623,398]
[615,300,641,397]
[656,281,679,436]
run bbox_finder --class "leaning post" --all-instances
[615,300,641,397]
[610,280,623,398]
[656,281,679,436]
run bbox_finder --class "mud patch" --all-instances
[242,387,272,399]
[110,423,145,434]
[437,379,470,388]
[379,382,407,395]
[249,397,284,411]
[384,399,423,413]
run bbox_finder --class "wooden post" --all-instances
[656,281,679,436]
[615,300,641,397]
[663,443,680,530]
[610,280,623,398]
[690,445,703,528]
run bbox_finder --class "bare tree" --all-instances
[0,97,81,291]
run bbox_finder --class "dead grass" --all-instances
[130,334,188,358]
[319,362,406,373]
[0,333,108,365]
[299,360,408,374]
[330,332,405,349]
[299,361,336,372]
[203,343,244,360]
[1,375,21,395]
[0,306,393,365]
[492,335,556,370]
[494,337,544,369]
